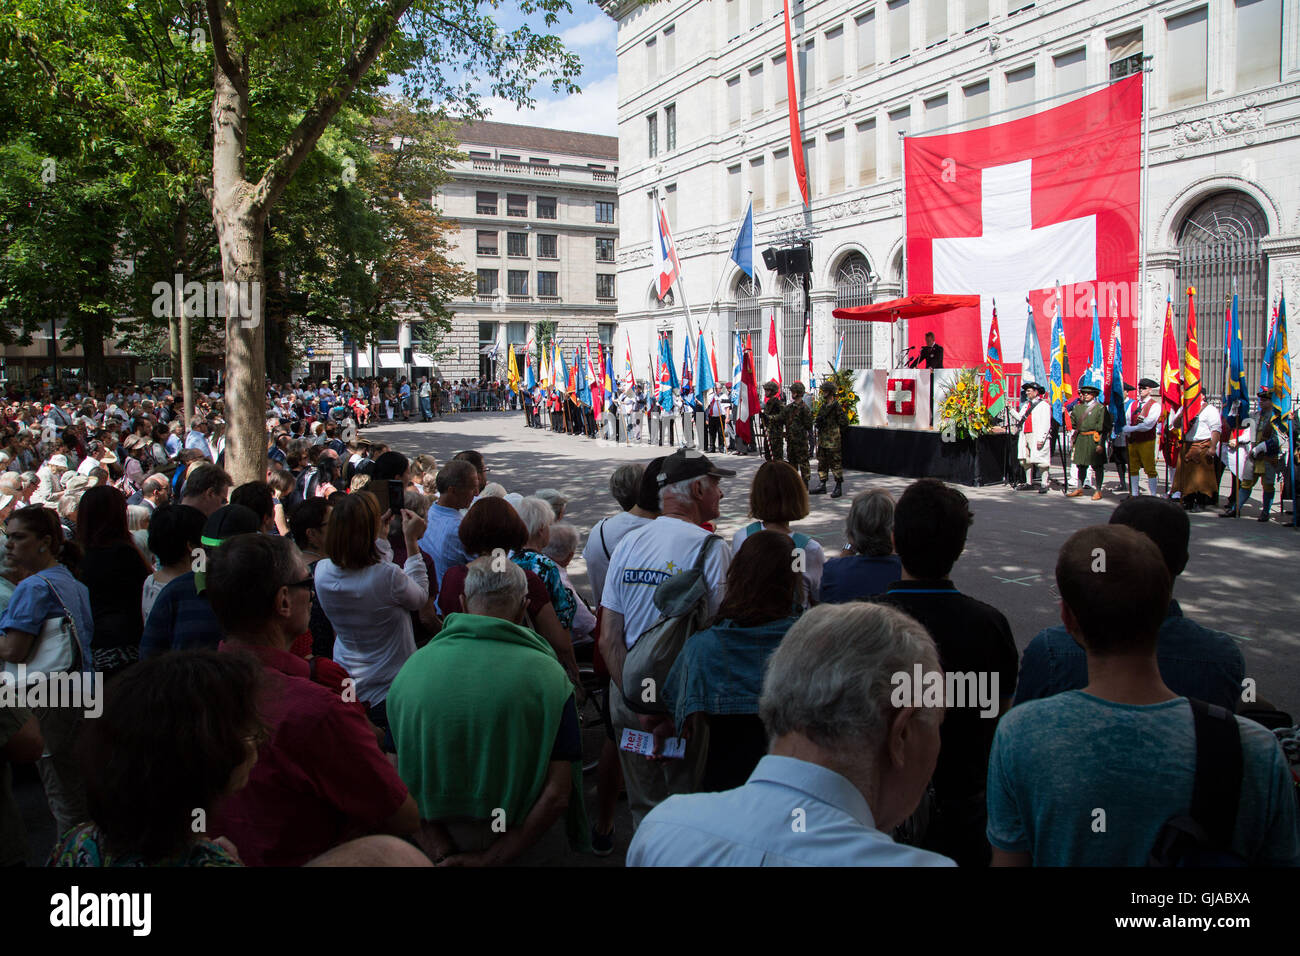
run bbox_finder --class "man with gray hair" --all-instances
[628,602,955,866]
[600,449,734,827]
[820,489,903,604]
[388,555,590,864]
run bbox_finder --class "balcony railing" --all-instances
[461,158,617,187]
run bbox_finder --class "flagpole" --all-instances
[702,190,754,329]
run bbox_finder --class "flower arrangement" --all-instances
[812,367,861,425]
[938,369,993,439]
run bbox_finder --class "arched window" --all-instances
[1175,191,1268,397]
[647,282,676,310]
[732,275,762,369]
[833,253,874,372]
[781,275,806,385]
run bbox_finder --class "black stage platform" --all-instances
[842,426,1013,487]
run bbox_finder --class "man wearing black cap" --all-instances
[1010,382,1051,493]
[599,449,734,828]
[1121,378,1161,497]
[1067,380,1106,500]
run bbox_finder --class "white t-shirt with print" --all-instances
[583,511,654,607]
[601,515,731,649]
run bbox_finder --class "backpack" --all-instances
[1148,699,1249,867]
[620,534,722,716]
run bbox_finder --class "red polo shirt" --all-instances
[212,641,409,866]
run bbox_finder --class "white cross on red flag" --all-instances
[904,74,1141,381]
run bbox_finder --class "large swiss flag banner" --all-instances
[905,74,1141,380]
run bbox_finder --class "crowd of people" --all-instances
[0,372,1296,870]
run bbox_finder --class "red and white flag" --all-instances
[653,194,681,301]
[763,312,781,386]
[904,74,1141,380]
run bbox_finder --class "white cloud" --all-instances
[485,72,619,137]
[559,15,616,50]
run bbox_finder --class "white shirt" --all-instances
[729,521,826,603]
[601,515,732,648]
[583,511,654,607]
[313,538,429,706]
[1188,404,1222,442]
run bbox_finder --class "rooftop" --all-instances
[456,120,619,161]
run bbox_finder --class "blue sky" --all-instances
[477,1,619,136]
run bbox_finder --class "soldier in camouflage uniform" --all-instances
[761,380,785,462]
[812,380,848,498]
[783,382,813,484]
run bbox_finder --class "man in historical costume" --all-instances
[1218,401,1255,519]
[1170,400,1222,512]
[1067,382,1107,501]
[761,381,785,462]
[812,380,849,499]
[783,382,813,485]
[1109,382,1135,493]
[1011,382,1052,494]
[1226,387,1283,521]
[1121,378,1162,497]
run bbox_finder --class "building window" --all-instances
[476,269,498,295]
[774,53,788,107]
[468,150,491,159]
[537,196,557,219]
[888,107,909,177]
[1005,65,1036,121]
[599,322,616,348]
[666,103,677,151]
[596,201,615,224]
[476,230,498,255]
[826,129,846,193]
[596,237,615,261]
[537,271,558,297]
[1108,29,1143,81]
[926,0,947,46]
[476,191,497,215]
[663,25,676,71]
[856,119,877,184]
[803,138,817,196]
[507,270,529,296]
[648,113,659,157]
[825,27,844,83]
[507,321,529,350]
[478,321,499,379]
[774,148,790,206]
[728,164,743,218]
[500,154,520,163]
[728,75,742,127]
[727,0,740,38]
[798,39,815,94]
[965,0,989,32]
[538,234,558,258]
[924,94,948,131]
[1166,8,1208,108]
[665,184,677,226]
[597,274,616,299]
[1236,0,1281,92]
[963,79,989,129]
[750,156,766,209]
[646,36,657,82]
[507,193,528,217]
[888,0,910,62]
[856,10,876,72]
[749,65,764,117]
[1054,47,1087,95]
[507,232,528,257]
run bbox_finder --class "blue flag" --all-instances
[1022,299,1048,393]
[731,335,743,407]
[1049,307,1072,425]
[576,347,590,404]
[524,346,536,390]
[729,201,755,278]
[696,330,715,397]
[1108,311,1125,439]
[659,334,677,412]
[1083,301,1105,393]
[1226,290,1249,425]
[1271,297,1291,422]
[681,335,694,405]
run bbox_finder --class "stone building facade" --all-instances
[601,0,1300,394]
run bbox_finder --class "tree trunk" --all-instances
[81,313,107,389]
[211,52,267,486]
[170,209,185,399]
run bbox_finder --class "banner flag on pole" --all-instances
[798,323,812,386]
[983,301,1006,418]
[1082,300,1105,393]
[654,194,682,301]
[623,333,635,391]
[696,329,716,397]
[507,344,520,394]
[1107,295,1124,440]
[681,334,694,404]
[731,335,744,406]
[737,339,759,445]
[764,313,782,386]
[1226,288,1249,424]
[1159,295,1183,469]
[1183,286,1203,420]
[832,331,845,372]
[781,0,810,206]
[1049,294,1073,425]
[730,200,755,278]
[523,332,536,390]
[1022,296,1048,391]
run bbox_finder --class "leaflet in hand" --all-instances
[619,727,686,759]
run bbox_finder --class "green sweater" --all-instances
[387,612,590,852]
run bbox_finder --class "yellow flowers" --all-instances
[938,370,993,439]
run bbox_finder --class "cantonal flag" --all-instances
[983,303,1005,418]
[904,74,1141,381]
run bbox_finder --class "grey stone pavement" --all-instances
[16,408,1299,866]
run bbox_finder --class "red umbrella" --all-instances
[832,295,980,367]
[831,294,981,322]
